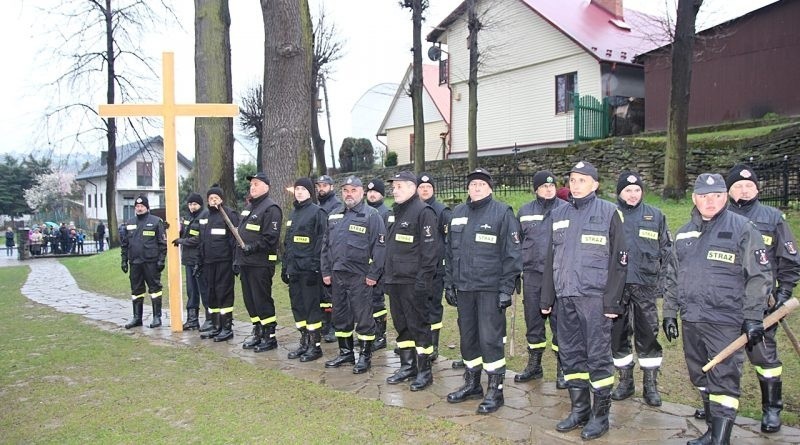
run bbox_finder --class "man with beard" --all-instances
[366,177,390,350]
[171,193,210,331]
[316,175,342,343]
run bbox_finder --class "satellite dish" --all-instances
[427,46,441,61]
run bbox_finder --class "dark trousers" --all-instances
[522,270,558,350]
[427,269,445,329]
[457,290,506,375]
[129,262,162,297]
[683,321,743,420]
[331,271,376,340]
[204,261,235,312]
[184,264,208,311]
[387,284,432,351]
[98,237,105,252]
[557,296,614,390]
[611,283,662,368]
[370,281,386,316]
[746,306,782,381]
[240,265,276,324]
[320,281,333,316]
[289,272,323,330]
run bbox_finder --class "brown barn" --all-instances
[638,0,800,131]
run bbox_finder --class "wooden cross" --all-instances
[99,52,239,332]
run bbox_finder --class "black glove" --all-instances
[444,287,457,307]
[192,264,202,278]
[662,317,679,342]
[232,265,240,276]
[742,319,765,351]
[281,269,290,284]
[771,287,794,313]
[498,292,512,310]
[121,260,128,274]
[171,238,182,247]
[242,244,255,256]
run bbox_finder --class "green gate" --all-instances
[573,93,610,142]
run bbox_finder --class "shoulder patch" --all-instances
[754,248,770,266]
[786,241,797,255]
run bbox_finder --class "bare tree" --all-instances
[260,0,314,212]
[466,0,481,171]
[401,0,428,173]
[238,83,265,168]
[311,7,344,176]
[195,0,235,204]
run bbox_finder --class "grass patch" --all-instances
[632,123,792,143]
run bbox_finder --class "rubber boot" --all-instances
[430,329,440,361]
[300,330,323,362]
[477,373,505,414]
[321,310,336,343]
[642,367,662,407]
[555,352,567,389]
[199,308,214,332]
[611,364,635,400]
[387,348,417,384]
[182,308,200,331]
[447,368,484,403]
[514,348,544,382]
[710,416,734,445]
[254,324,278,352]
[410,353,433,391]
[124,298,144,329]
[213,312,234,342]
[556,387,591,432]
[760,379,783,433]
[325,336,355,368]
[688,392,712,445]
[580,388,612,440]
[372,315,387,350]
[287,328,309,359]
[353,339,373,374]
[148,297,162,328]
[200,312,220,339]
[242,323,263,350]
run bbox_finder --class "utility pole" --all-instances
[321,75,336,171]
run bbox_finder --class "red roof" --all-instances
[422,64,450,123]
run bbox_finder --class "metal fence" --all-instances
[743,155,800,209]
[434,173,536,201]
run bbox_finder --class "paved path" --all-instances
[13,257,800,444]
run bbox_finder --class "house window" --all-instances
[555,72,578,114]
[409,133,415,163]
[159,162,165,187]
[100,193,104,208]
[88,195,93,208]
[137,162,153,187]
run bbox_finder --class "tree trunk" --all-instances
[663,0,703,199]
[467,0,480,171]
[195,0,236,205]
[322,76,336,171]
[410,0,426,173]
[261,0,314,212]
[311,72,328,176]
[103,0,120,248]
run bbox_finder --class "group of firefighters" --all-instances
[118,161,798,444]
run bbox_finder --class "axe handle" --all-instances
[215,205,246,248]
[768,293,800,358]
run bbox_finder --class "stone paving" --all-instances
[9,255,800,444]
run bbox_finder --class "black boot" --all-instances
[452,359,465,369]
[580,389,612,440]
[200,312,220,339]
[288,328,309,359]
[199,308,214,332]
[322,310,336,343]
[556,387,591,432]
[410,353,433,391]
[373,315,387,350]
[213,312,234,342]
[760,378,783,433]
[325,337,355,368]
[183,308,200,331]
[477,373,504,414]
[124,298,143,329]
[430,329,440,361]
[642,367,662,407]
[387,348,417,384]
[353,339,373,374]
[611,364,635,400]
[148,297,162,328]
[447,368,484,403]
[515,348,544,382]
[300,330,323,362]
[242,323,263,350]
[555,352,567,389]
[688,392,711,445]
[254,324,278,352]
[710,416,734,445]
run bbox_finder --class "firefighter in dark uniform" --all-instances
[383,171,439,390]
[663,173,771,445]
[366,177,390,350]
[417,172,452,361]
[445,168,522,414]
[722,164,800,433]
[321,176,387,374]
[540,161,627,441]
[283,177,328,362]
[236,172,282,352]
[610,171,677,407]
[121,195,167,329]
[199,185,240,342]
[171,193,210,331]
[316,175,342,343]
[515,170,567,386]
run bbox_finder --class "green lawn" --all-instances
[632,123,793,143]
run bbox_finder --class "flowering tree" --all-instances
[23,171,79,215]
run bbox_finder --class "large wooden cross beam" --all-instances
[99,52,239,332]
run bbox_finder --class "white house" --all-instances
[427,0,665,158]
[377,64,451,165]
[75,136,193,223]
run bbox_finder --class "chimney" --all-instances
[100,151,107,166]
[592,0,624,20]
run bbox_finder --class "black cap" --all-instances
[417,172,435,189]
[366,178,385,196]
[726,164,758,190]
[246,172,270,185]
[533,170,556,191]
[616,171,644,195]
[342,176,363,188]
[570,161,598,181]
[315,175,334,185]
[186,193,203,206]
[294,177,314,194]
[387,171,417,184]
[467,168,493,189]
[134,194,149,209]
[694,173,727,194]
[207,184,224,199]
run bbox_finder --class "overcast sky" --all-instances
[0,0,777,166]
